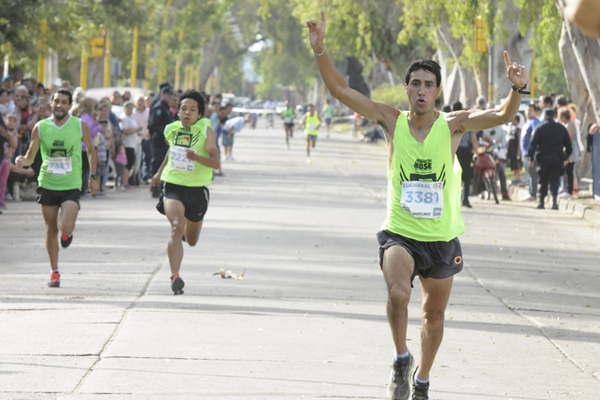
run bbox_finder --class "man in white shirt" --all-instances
[119,102,142,189]
[0,88,16,117]
[132,96,150,181]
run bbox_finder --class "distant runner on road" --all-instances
[282,102,296,149]
[303,104,320,162]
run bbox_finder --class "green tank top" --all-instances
[383,111,464,242]
[37,116,83,191]
[305,113,319,136]
[282,108,294,123]
[160,118,213,187]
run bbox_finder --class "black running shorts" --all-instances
[157,182,209,222]
[36,187,81,208]
[377,230,463,283]
[125,147,136,170]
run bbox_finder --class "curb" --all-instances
[558,197,600,225]
[512,185,600,225]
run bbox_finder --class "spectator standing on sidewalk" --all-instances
[77,97,100,195]
[133,96,150,182]
[506,113,523,184]
[558,107,581,197]
[149,87,175,197]
[119,101,142,189]
[521,104,541,200]
[454,101,477,208]
[0,88,16,117]
[0,114,17,212]
[528,108,572,210]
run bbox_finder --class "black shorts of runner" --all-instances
[284,122,294,129]
[125,147,136,170]
[307,135,317,144]
[156,182,209,222]
[325,117,332,126]
[377,230,463,284]
[36,187,81,209]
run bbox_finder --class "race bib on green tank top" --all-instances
[400,181,443,218]
[47,157,73,175]
[384,112,464,242]
[170,146,195,171]
[161,119,213,187]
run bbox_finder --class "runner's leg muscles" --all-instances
[58,201,79,237]
[184,220,202,247]
[417,275,454,380]
[41,205,60,270]
[165,199,186,277]
[382,245,415,355]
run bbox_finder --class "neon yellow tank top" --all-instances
[383,111,464,241]
[160,118,213,187]
[305,113,319,136]
[37,116,83,191]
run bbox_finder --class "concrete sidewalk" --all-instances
[511,183,600,226]
[1,127,599,399]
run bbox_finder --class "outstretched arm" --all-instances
[451,51,527,133]
[306,12,397,131]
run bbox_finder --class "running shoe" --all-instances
[48,270,61,288]
[411,367,429,400]
[60,233,73,248]
[387,353,414,400]
[171,275,185,295]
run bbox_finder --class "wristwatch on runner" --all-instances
[511,84,530,95]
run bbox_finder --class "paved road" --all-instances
[1,126,599,399]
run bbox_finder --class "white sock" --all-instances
[415,371,429,385]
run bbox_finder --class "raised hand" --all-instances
[503,50,527,89]
[306,11,326,54]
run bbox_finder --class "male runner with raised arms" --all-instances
[16,89,97,288]
[152,90,220,295]
[307,13,528,400]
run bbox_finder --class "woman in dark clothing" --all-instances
[507,113,522,183]
[453,101,478,207]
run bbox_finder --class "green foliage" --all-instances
[399,0,489,69]
[0,0,570,99]
[515,0,567,94]
[254,0,315,99]
[371,83,408,108]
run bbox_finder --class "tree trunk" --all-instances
[436,24,465,106]
[199,35,224,90]
[492,0,534,102]
[561,21,600,123]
